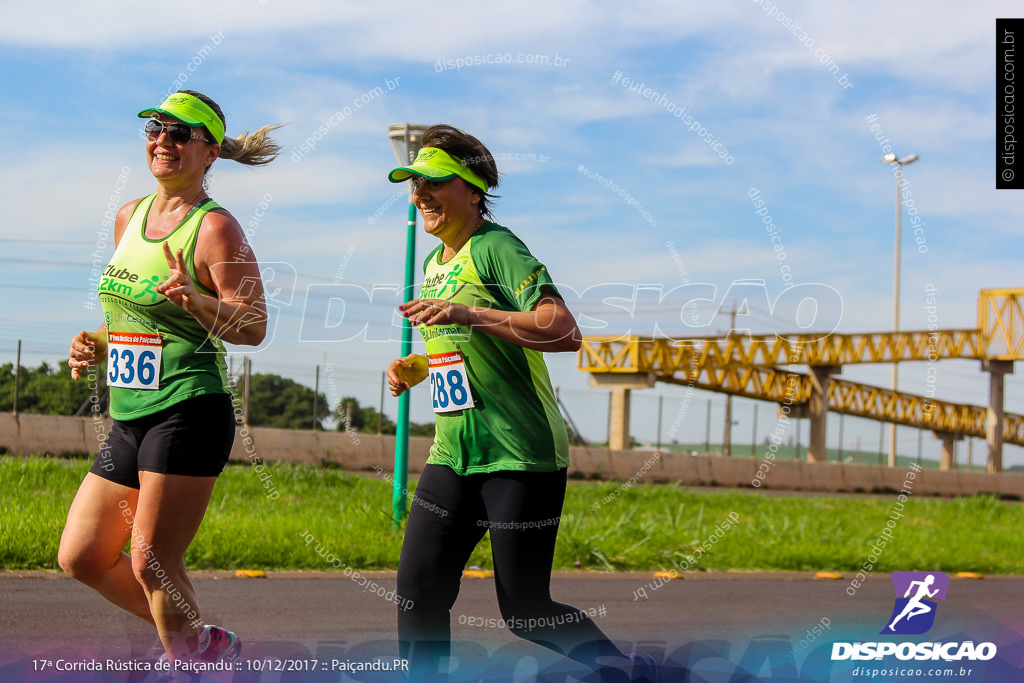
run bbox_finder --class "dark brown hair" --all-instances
[420,124,500,218]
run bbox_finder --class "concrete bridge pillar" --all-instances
[982,360,1014,473]
[808,365,840,463]
[589,373,655,451]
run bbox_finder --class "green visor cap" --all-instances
[388,147,488,193]
[137,93,225,145]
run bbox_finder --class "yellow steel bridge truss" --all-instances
[579,290,1024,445]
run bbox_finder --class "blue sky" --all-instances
[1,1,1021,465]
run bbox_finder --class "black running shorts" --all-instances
[89,393,236,488]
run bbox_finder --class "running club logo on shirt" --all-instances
[423,272,446,290]
[881,571,949,635]
[99,265,162,304]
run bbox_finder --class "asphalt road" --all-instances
[2,570,1023,682]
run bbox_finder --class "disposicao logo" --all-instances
[882,571,948,635]
[831,571,997,663]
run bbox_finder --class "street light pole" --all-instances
[881,152,918,468]
[388,123,428,525]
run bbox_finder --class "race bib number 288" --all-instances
[106,331,162,390]
[427,351,475,413]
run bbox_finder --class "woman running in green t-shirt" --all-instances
[386,124,659,683]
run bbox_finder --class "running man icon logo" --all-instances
[881,571,950,635]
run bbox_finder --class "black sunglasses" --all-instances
[144,118,210,145]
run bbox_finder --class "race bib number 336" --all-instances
[107,331,162,390]
[427,351,475,413]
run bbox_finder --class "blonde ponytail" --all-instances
[220,124,284,166]
[178,90,283,167]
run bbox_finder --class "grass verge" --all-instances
[2,456,1022,574]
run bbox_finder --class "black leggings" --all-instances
[396,464,627,681]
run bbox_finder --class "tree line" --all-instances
[1,363,432,436]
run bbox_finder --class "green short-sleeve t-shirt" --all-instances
[419,222,570,475]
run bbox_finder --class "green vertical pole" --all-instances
[393,200,417,525]
[14,340,21,416]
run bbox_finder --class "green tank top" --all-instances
[99,193,230,420]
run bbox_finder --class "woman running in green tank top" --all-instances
[62,90,281,666]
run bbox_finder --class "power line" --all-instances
[0,283,85,291]
[0,238,96,246]
[0,258,96,267]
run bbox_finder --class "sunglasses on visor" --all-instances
[144,118,210,145]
